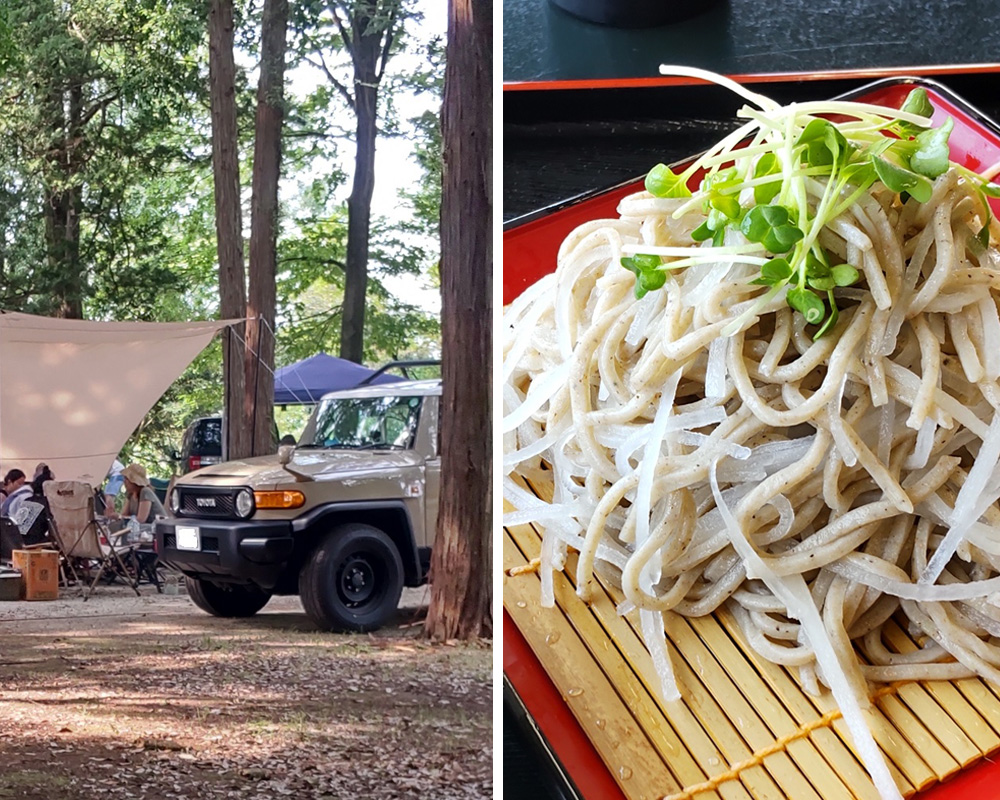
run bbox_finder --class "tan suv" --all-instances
[155,378,441,632]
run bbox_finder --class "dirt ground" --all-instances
[0,581,492,799]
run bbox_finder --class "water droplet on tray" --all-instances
[566,687,583,697]
[618,766,633,780]
[545,632,560,645]
[595,718,606,730]
[515,600,527,608]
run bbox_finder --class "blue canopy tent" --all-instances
[273,352,403,405]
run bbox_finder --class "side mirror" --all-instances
[277,444,295,466]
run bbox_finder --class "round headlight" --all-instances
[235,488,254,519]
[169,489,180,514]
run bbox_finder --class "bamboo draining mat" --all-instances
[503,474,1000,800]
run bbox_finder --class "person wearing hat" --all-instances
[106,463,165,524]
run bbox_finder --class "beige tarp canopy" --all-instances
[0,312,237,486]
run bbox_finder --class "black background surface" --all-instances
[504,0,1000,84]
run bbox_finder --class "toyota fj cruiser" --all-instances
[155,378,441,632]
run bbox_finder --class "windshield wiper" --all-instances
[353,442,404,451]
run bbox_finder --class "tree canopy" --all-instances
[0,0,443,473]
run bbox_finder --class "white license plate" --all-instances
[175,526,201,551]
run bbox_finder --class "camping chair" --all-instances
[43,480,141,599]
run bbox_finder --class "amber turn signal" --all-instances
[253,490,306,509]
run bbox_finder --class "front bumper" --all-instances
[155,517,295,590]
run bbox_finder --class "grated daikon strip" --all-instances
[705,336,728,400]
[828,376,858,467]
[979,296,1000,381]
[501,361,572,433]
[831,555,1000,601]
[877,397,896,467]
[503,430,558,474]
[922,411,1000,584]
[904,418,936,470]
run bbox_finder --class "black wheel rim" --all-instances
[336,554,381,608]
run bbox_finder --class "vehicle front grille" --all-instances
[162,534,219,554]
[178,491,237,518]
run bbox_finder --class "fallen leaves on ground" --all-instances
[0,594,492,799]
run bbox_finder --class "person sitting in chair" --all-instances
[2,468,34,518]
[106,464,165,525]
[1,469,26,509]
[13,468,54,546]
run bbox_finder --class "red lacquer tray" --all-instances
[503,77,1000,800]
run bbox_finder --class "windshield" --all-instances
[303,395,423,450]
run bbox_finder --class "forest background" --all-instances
[0,0,444,477]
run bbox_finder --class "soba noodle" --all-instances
[503,71,1000,800]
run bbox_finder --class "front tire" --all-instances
[300,523,404,632]
[187,577,272,618]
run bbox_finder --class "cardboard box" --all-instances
[11,550,59,601]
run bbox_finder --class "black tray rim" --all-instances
[502,76,1000,233]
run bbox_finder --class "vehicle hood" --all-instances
[175,449,425,489]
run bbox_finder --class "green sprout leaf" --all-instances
[969,183,994,251]
[760,257,793,284]
[807,275,836,291]
[740,204,804,254]
[901,87,934,120]
[638,269,667,294]
[910,117,953,179]
[814,291,840,339]
[620,254,666,299]
[753,152,782,205]
[797,118,851,168]
[645,164,692,198]
[691,220,713,242]
[895,88,935,137]
[701,167,743,221]
[831,263,860,287]
[873,156,933,203]
[787,286,826,325]
[710,193,742,219]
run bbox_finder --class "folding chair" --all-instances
[44,481,141,600]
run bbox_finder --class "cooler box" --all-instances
[0,569,21,601]
[11,550,59,600]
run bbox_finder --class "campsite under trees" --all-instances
[0,0,491,642]
[0,0,445,469]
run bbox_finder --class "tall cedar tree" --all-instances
[244,0,288,455]
[319,1,402,364]
[425,0,492,640]
[208,0,250,460]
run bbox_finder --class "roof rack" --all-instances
[358,359,441,386]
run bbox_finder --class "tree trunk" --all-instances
[338,17,382,365]
[208,0,249,461]
[245,0,287,456]
[44,78,83,319]
[425,0,492,641]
